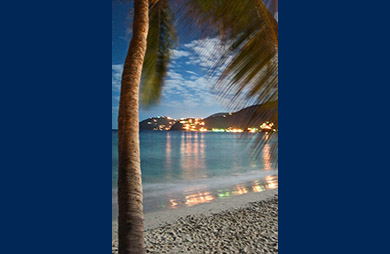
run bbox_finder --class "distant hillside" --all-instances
[170,102,278,131]
[139,116,177,131]
[206,102,277,129]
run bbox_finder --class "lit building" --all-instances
[178,118,208,132]
[226,127,244,133]
[212,128,225,132]
[260,122,276,132]
[247,127,259,133]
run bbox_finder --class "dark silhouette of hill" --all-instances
[169,102,277,131]
[139,116,177,131]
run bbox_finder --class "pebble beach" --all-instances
[112,191,278,253]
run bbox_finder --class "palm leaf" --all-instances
[180,0,278,158]
[140,0,177,106]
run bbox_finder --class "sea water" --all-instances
[112,130,278,220]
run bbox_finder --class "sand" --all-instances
[112,189,278,253]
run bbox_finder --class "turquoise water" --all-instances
[112,130,278,219]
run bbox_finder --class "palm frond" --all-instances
[140,0,177,106]
[180,0,278,159]
[180,0,277,106]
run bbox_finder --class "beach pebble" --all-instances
[113,194,278,254]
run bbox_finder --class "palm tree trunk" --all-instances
[117,0,149,253]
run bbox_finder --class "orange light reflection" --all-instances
[170,199,178,208]
[185,192,214,207]
[233,186,248,195]
[265,175,278,189]
[263,143,271,171]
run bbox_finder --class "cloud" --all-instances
[183,38,226,69]
[112,64,123,92]
[170,49,191,59]
[112,37,239,122]
[166,70,184,81]
[161,68,224,109]
[185,70,197,75]
[112,65,122,128]
[150,37,238,110]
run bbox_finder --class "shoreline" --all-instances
[112,188,277,240]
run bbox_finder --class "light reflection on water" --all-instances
[112,131,278,216]
[161,132,277,210]
[180,132,208,180]
[165,175,278,209]
[263,143,272,171]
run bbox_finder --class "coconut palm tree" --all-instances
[117,1,176,253]
[117,0,277,253]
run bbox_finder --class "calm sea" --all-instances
[112,130,278,220]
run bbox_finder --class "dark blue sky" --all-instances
[112,0,278,129]
[112,0,229,129]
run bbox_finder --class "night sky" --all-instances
[112,0,230,129]
[112,0,278,129]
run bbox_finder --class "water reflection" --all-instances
[263,143,272,171]
[166,132,172,167]
[185,192,214,207]
[180,132,207,180]
[169,199,178,209]
[165,132,173,182]
[252,180,265,192]
[115,131,278,216]
[265,175,278,189]
[166,175,278,209]
[140,132,278,212]
[232,186,248,195]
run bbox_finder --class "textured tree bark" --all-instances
[117,0,149,253]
